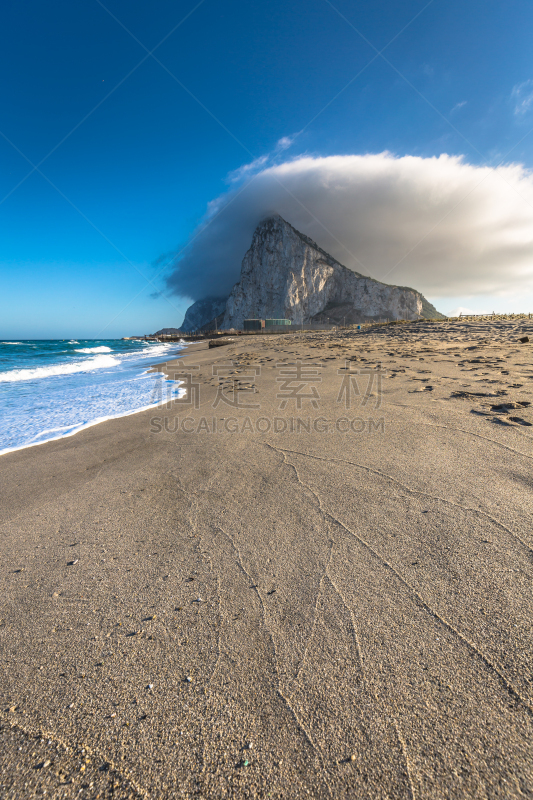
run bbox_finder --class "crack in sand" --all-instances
[213,525,333,795]
[259,449,343,697]
[185,478,328,777]
[392,719,418,800]
[269,443,433,794]
[293,540,334,687]
[293,573,324,687]
[275,687,333,797]
[272,447,533,560]
[303,547,420,798]
[265,444,533,716]
[204,570,223,691]
[336,590,418,794]
[386,413,533,456]
[0,711,148,798]
[322,572,370,693]
[192,526,224,693]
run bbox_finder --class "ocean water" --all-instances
[0,338,185,455]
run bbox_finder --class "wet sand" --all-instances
[1,319,533,798]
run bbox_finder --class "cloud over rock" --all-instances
[166,152,533,302]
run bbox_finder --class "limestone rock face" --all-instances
[222,216,431,328]
[180,297,228,332]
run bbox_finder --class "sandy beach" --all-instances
[1,318,533,799]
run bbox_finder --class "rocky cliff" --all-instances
[180,297,228,332]
[221,215,442,328]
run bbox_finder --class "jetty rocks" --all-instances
[181,214,443,331]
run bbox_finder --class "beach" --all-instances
[1,318,532,798]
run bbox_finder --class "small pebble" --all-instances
[186,676,192,683]
[147,684,153,690]
[43,760,51,768]
[350,754,356,762]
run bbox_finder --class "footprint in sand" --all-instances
[490,401,530,411]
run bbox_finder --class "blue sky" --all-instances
[2,0,533,337]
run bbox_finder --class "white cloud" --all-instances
[450,100,467,114]
[226,155,269,184]
[276,135,297,151]
[512,79,533,116]
[166,152,533,304]
[226,133,300,184]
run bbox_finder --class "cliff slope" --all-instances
[180,297,228,332]
[178,215,444,331]
[222,215,442,328]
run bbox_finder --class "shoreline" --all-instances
[0,343,189,458]
[0,381,177,458]
[1,321,532,798]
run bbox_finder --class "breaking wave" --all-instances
[0,354,118,383]
[75,346,113,353]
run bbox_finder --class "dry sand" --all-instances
[1,319,532,799]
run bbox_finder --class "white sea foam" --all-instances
[69,340,79,344]
[1,341,24,345]
[75,345,113,353]
[0,378,186,456]
[0,354,118,383]
[117,343,178,361]
[0,340,186,456]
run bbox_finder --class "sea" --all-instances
[0,338,186,456]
